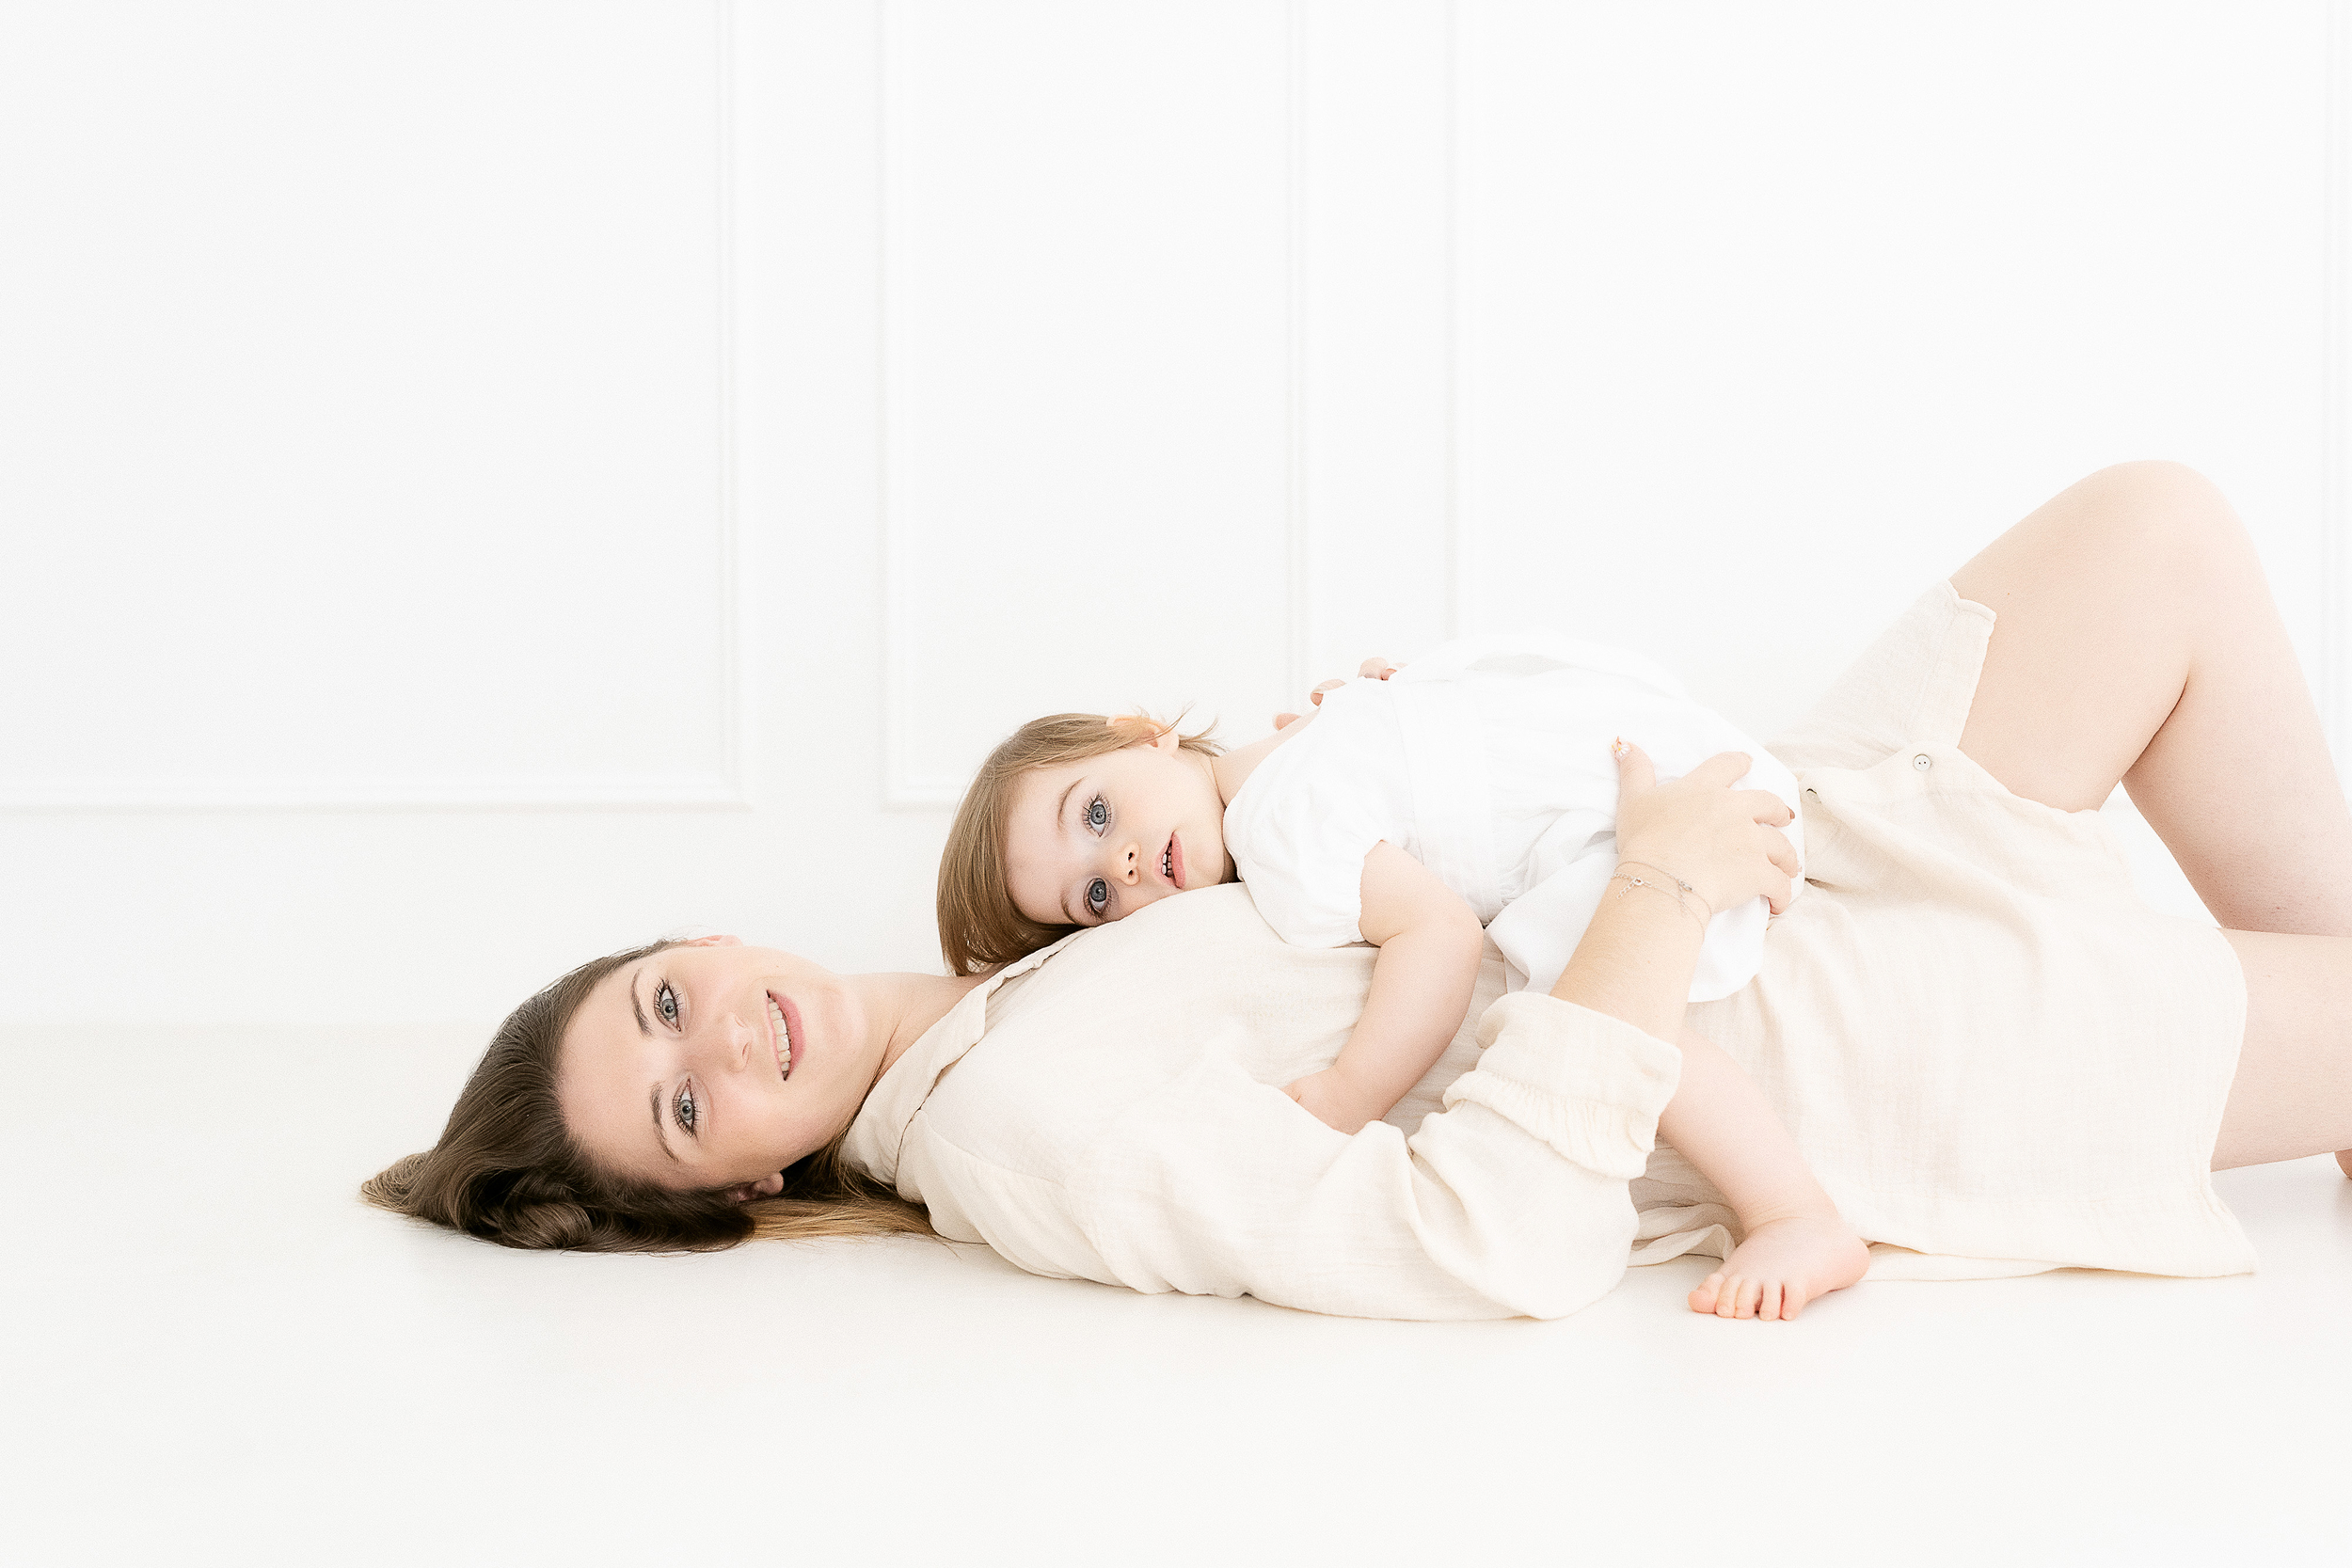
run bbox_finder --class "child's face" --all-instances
[1002,729,1231,930]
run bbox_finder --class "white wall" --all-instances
[5,0,2344,1027]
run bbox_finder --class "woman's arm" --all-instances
[1553,741,1863,1319]
[1045,988,1685,1320]
[1552,740,1800,1035]
[1546,867,1709,1040]
[913,744,1804,1321]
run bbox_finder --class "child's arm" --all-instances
[1283,842,1486,1134]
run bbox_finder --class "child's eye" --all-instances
[1085,795,1108,832]
[1087,878,1109,916]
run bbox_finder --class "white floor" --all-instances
[3,1019,2346,1568]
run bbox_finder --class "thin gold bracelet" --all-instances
[1616,860,1713,920]
[1608,865,1710,936]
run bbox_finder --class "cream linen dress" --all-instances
[845,583,2254,1320]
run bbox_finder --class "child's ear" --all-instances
[1106,715,1181,753]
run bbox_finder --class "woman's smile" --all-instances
[766,990,806,1081]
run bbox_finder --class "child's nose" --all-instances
[1116,841,1141,884]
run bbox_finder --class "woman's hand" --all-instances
[1273,657,1403,730]
[1612,740,1800,918]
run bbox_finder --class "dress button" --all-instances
[1804,787,1819,798]
[1913,753,1932,771]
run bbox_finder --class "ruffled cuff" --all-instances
[1440,992,1681,1180]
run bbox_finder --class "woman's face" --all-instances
[557,936,881,1197]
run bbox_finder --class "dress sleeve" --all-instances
[1061,992,1681,1320]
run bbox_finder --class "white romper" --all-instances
[1220,637,1805,1002]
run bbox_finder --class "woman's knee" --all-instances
[2069,460,2244,555]
[2092,465,2287,664]
[1957,458,2255,650]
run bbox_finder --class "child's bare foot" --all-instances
[1687,1213,1870,1321]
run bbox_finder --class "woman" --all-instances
[367,461,2352,1320]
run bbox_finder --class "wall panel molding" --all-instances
[1285,0,1311,707]
[1441,0,1462,641]
[2327,0,2350,777]
[878,1,1311,809]
[1291,0,1456,689]
[878,0,921,808]
[1,0,749,815]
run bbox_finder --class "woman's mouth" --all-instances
[766,992,795,1081]
[1162,832,1185,889]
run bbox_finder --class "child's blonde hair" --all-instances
[937,711,1223,976]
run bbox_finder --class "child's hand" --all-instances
[1272,657,1403,729]
[1282,1069,1384,1135]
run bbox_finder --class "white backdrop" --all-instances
[4,0,2345,1027]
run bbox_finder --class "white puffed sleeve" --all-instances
[1057,992,1681,1320]
[1221,686,1415,948]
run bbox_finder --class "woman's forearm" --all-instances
[1547,875,1707,1040]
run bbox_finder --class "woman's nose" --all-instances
[700,1010,756,1072]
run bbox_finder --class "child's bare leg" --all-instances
[1666,1027,1870,1321]
[1947,461,2352,1176]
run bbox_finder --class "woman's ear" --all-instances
[727,1171,786,1203]
[683,934,742,949]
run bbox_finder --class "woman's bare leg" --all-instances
[1946,460,2352,1170]
[2214,931,2352,1167]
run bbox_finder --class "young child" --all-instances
[938,635,1867,1320]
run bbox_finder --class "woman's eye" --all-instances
[1086,796,1108,832]
[1087,878,1109,915]
[656,982,678,1027]
[675,1085,697,1133]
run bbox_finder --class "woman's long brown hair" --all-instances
[362,940,932,1251]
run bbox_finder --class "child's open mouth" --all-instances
[1162,832,1184,889]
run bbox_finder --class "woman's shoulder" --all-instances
[904,886,1380,1141]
